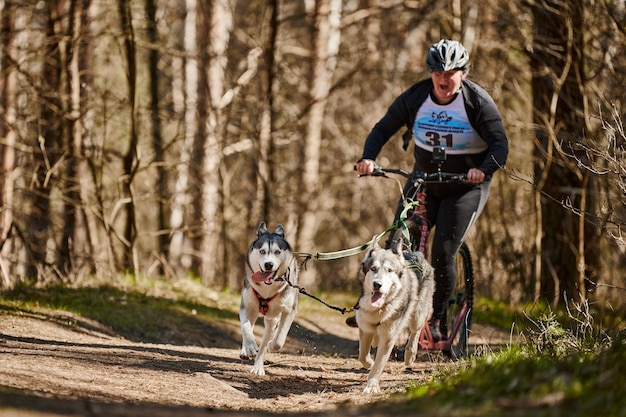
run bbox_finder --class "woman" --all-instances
[352,39,509,340]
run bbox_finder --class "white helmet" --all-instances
[426,39,470,72]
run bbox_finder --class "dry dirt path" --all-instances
[0,300,510,417]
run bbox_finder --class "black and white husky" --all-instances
[356,238,435,393]
[239,222,299,376]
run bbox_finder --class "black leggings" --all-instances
[389,179,490,322]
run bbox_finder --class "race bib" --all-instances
[413,94,487,154]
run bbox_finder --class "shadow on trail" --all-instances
[0,321,365,408]
[0,333,243,372]
[0,284,358,356]
[0,284,241,348]
[0,387,284,417]
[225,373,364,400]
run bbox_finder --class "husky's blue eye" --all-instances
[370,266,378,272]
[259,249,266,254]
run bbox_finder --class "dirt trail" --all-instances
[0,302,509,417]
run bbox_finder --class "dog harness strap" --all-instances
[252,287,278,315]
[316,230,388,261]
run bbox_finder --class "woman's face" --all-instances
[430,70,466,104]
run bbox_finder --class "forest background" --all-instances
[0,0,624,312]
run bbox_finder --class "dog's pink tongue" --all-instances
[371,291,384,308]
[251,271,273,283]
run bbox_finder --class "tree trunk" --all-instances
[117,0,139,275]
[296,0,342,287]
[60,0,94,278]
[78,1,115,276]
[168,0,199,275]
[22,1,67,280]
[0,0,17,286]
[250,0,278,228]
[531,0,592,305]
[146,0,168,276]
[195,0,233,286]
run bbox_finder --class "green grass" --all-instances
[473,297,523,331]
[397,308,626,417]
[0,277,241,346]
[402,339,626,416]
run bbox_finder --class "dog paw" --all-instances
[359,355,374,369]
[250,365,266,376]
[363,380,381,394]
[240,343,258,360]
[268,340,283,352]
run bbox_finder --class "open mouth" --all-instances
[437,84,451,94]
[251,270,277,285]
[370,290,386,308]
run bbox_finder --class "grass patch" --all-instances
[398,307,625,417]
[473,297,523,331]
[0,276,241,347]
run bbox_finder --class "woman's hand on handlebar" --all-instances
[355,159,376,175]
[466,168,486,184]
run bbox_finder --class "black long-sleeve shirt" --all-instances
[361,78,509,177]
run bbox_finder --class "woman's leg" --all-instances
[429,182,490,337]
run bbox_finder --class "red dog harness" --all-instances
[252,288,278,315]
[249,267,294,315]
